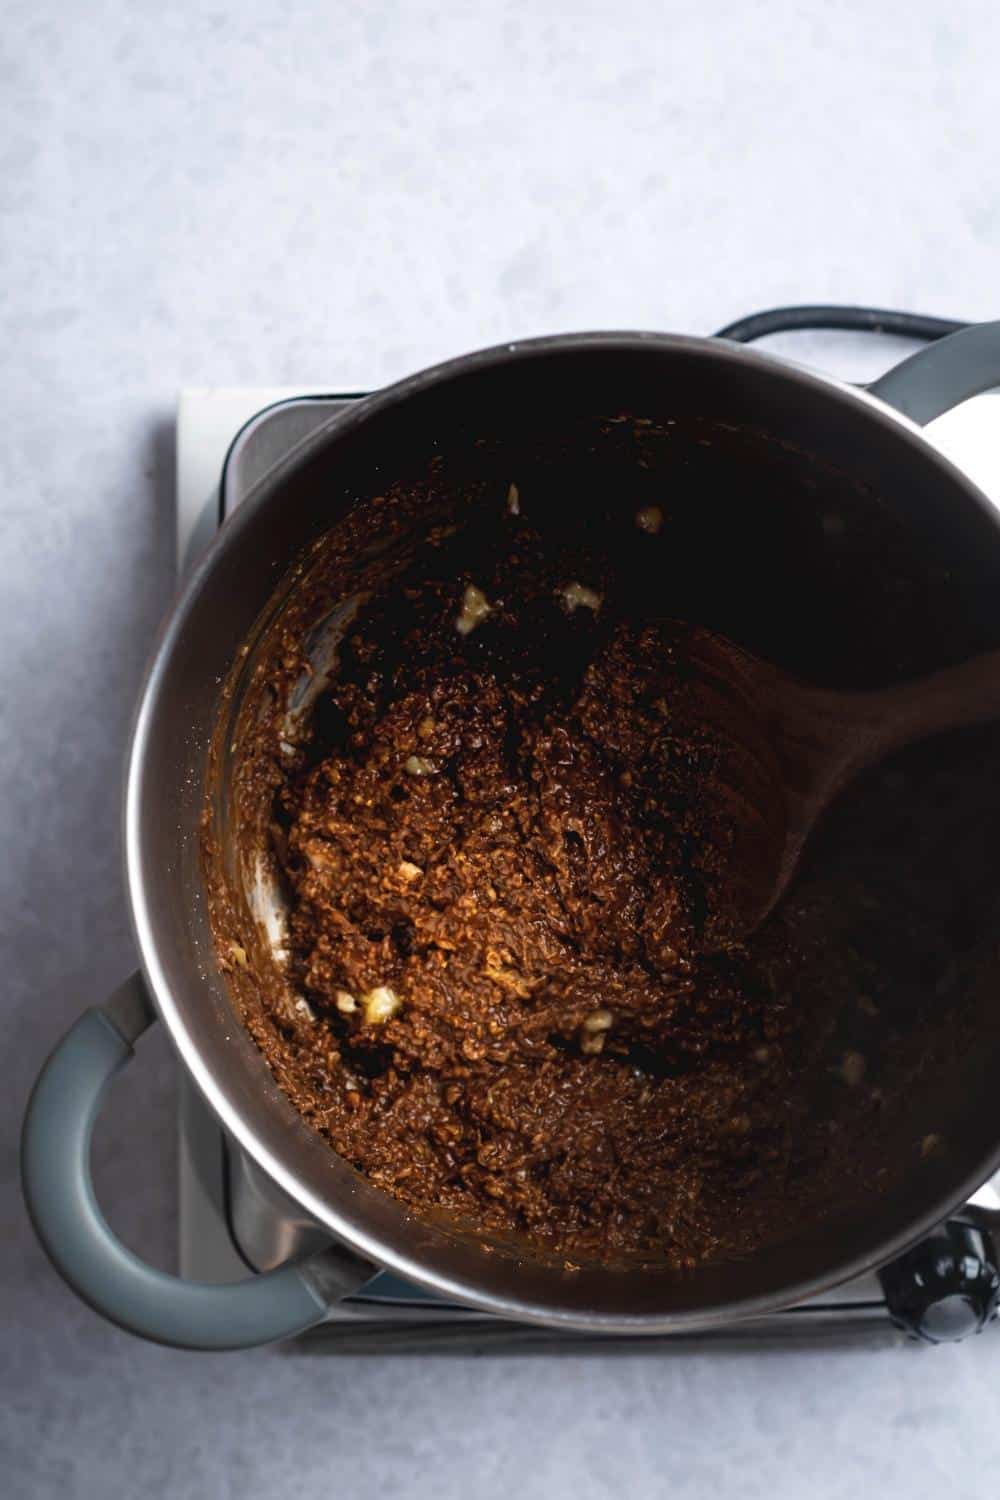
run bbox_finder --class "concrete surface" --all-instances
[3,1,1000,1495]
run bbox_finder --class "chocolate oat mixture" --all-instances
[209,425,1000,1270]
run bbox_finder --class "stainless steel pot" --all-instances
[22,327,1000,1348]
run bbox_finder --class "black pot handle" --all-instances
[868,320,1000,426]
[21,972,374,1349]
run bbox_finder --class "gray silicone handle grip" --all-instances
[21,973,350,1350]
[868,320,1000,426]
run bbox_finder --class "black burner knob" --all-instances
[879,1220,1000,1344]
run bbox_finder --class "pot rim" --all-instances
[125,329,1000,1331]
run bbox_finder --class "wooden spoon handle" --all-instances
[849,647,1000,767]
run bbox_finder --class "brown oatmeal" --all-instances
[206,423,1000,1269]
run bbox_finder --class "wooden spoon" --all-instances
[674,625,1000,933]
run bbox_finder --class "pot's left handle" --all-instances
[21,973,373,1350]
[869,320,1000,425]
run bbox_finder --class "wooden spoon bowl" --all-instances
[672,624,1000,935]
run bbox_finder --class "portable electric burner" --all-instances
[174,311,1000,1351]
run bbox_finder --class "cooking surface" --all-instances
[7,6,1000,1497]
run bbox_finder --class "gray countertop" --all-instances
[4,2,1000,1495]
